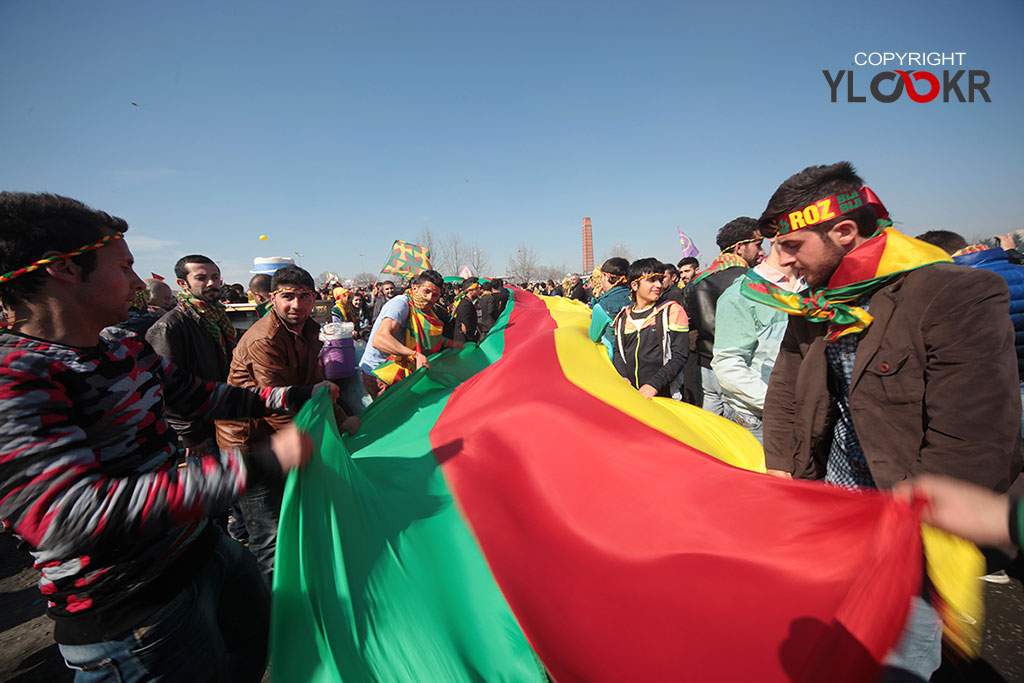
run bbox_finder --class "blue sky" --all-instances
[2,0,1022,285]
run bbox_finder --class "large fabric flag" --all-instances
[380,240,431,279]
[272,290,981,682]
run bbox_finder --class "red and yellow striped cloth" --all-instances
[274,288,982,682]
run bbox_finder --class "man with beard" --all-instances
[677,257,699,286]
[749,161,1021,681]
[371,279,397,322]
[216,265,358,583]
[147,255,235,458]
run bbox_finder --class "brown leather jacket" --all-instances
[763,262,1022,491]
[216,311,323,450]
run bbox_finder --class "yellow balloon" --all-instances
[259,235,268,241]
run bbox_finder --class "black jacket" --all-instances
[453,297,479,343]
[687,266,747,368]
[146,306,232,447]
[568,282,590,304]
[478,293,499,337]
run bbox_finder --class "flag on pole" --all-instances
[150,272,165,281]
[459,265,473,278]
[678,227,700,258]
[272,290,982,682]
[380,240,431,279]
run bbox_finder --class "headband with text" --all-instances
[775,187,889,236]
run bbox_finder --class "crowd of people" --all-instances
[1,159,1023,682]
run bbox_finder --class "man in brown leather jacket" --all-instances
[217,265,359,583]
[756,162,1021,681]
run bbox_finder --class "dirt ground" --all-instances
[2,532,1022,682]
[0,533,69,682]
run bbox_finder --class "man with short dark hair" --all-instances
[751,162,1021,680]
[147,254,235,458]
[248,273,272,318]
[217,265,358,583]
[372,279,397,321]
[687,218,763,415]
[477,280,499,337]
[360,270,449,399]
[677,257,699,286]
[491,277,509,316]
[659,263,685,305]
[0,192,319,681]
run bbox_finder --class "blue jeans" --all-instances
[238,479,285,587]
[881,595,943,681]
[723,404,763,444]
[58,531,270,683]
[700,366,726,416]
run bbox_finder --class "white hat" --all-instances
[250,256,295,275]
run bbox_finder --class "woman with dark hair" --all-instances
[349,291,372,341]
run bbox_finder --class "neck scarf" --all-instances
[450,283,480,316]
[690,252,749,286]
[176,290,237,360]
[373,293,447,386]
[952,243,991,257]
[740,228,951,342]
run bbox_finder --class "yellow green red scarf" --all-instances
[176,290,238,360]
[373,292,447,385]
[740,228,951,342]
[689,252,748,286]
[952,243,990,257]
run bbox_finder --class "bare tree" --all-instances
[507,243,540,283]
[435,232,470,276]
[468,245,490,276]
[606,243,631,261]
[316,270,339,287]
[416,225,437,267]
[536,263,570,282]
[351,272,377,287]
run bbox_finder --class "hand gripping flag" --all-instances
[273,290,982,682]
[380,240,431,279]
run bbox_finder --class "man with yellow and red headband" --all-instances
[0,192,326,681]
[747,162,1021,680]
[217,264,359,585]
[590,257,631,318]
[453,276,483,343]
[610,257,690,399]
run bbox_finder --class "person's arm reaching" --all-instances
[0,361,312,560]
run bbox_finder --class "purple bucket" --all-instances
[321,338,356,380]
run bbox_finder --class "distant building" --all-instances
[582,217,594,273]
